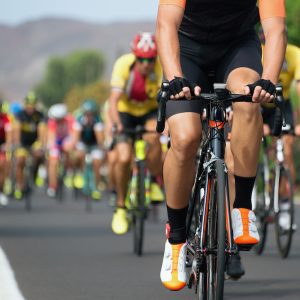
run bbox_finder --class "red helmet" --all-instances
[131,32,157,59]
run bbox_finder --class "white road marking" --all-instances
[0,247,26,300]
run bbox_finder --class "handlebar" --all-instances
[156,82,285,134]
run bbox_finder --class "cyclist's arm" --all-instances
[4,118,13,148]
[109,89,123,129]
[156,2,185,81]
[13,120,21,146]
[259,0,287,84]
[38,122,47,148]
[94,123,105,147]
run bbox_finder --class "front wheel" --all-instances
[274,166,294,258]
[206,160,226,300]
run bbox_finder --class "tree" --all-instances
[35,50,105,107]
[64,80,110,113]
[286,0,300,46]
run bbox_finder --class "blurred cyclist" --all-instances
[14,92,46,200]
[73,99,105,200]
[0,100,13,205]
[109,32,163,234]
[47,104,76,197]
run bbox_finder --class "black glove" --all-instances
[247,79,276,96]
[169,76,197,98]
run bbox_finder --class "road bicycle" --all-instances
[157,82,283,299]
[252,89,295,258]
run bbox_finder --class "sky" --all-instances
[1,0,159,25]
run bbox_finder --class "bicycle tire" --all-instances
[206,160,226,300]
[252,164,268,255]
[133,160,146,256]
[24,183,32,212]
[24,164,33,212]
[274,166,294,258]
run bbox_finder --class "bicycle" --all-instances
[82,148,97,212]
[56,153,66,203]
[252,89,295,258]
[157,82,283,299]
[113,126,156,256]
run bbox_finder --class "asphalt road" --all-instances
[0,188,299,300]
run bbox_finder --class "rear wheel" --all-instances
[274,166,294,258]
[252,163,268,255]
[133,161,146,256]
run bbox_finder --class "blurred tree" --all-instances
[35,50,105,107]
[286,0,300,46]
[64,80,109,112]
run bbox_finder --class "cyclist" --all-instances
[73,99,105,200]
[14,92,46,200]
[156,0,286,290]
[260,31,300,185]
[0,100,12,206]
[47,104,76,197]
[109,32,164,235]
[103,100,117,205]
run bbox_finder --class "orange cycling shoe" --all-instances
[160,223,187,291]
[232,208,260,245]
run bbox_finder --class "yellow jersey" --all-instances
[262,44,300,99]
[279,44,300,99]
[110,53,162,117]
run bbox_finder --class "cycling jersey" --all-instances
[76,114,104,146]
[16,110,45,146]
[0,113,11,145]
[48,115,75,146]
[279,44,300,99]
[159,0,286,43]
[110,53,162,117]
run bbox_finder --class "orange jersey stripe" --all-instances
[159,0,186,9]
[259,0,286,20]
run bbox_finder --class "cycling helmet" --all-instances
[25,91,38,105]
[81,99,98,114]
[10,102,22,116]
[131,32,157,59]
[48,104,67,119]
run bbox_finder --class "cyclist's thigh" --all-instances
[219,32,262,92]
[282,100,295,134]
[116,142,132,164]
[166,34,212,120]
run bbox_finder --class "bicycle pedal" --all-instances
[237,244,253,251]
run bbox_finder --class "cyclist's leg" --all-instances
[0,149,6,190]
[31,141,43,180]
[221,35,262,245]
[91,148,105,198]
[47,146,59,195]
[144,115,163,176]
[73,143,85,189]
[282,100,296,184]
[15,147,27,198]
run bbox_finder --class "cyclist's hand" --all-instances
[245,79,276,103]
[169,77,201,100]
[295,124,300,137]
[112,122,123,134]
[263,124,271,136]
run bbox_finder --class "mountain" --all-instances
[0,18,155,100]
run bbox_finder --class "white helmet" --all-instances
[48,104,67,119]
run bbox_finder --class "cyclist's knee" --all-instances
[116,144,132,165]
[233,102,261,123]
[171,132,200,162]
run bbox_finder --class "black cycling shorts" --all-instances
[262,100,294,134]
[166,30,262,118]
[118,109,157,142]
